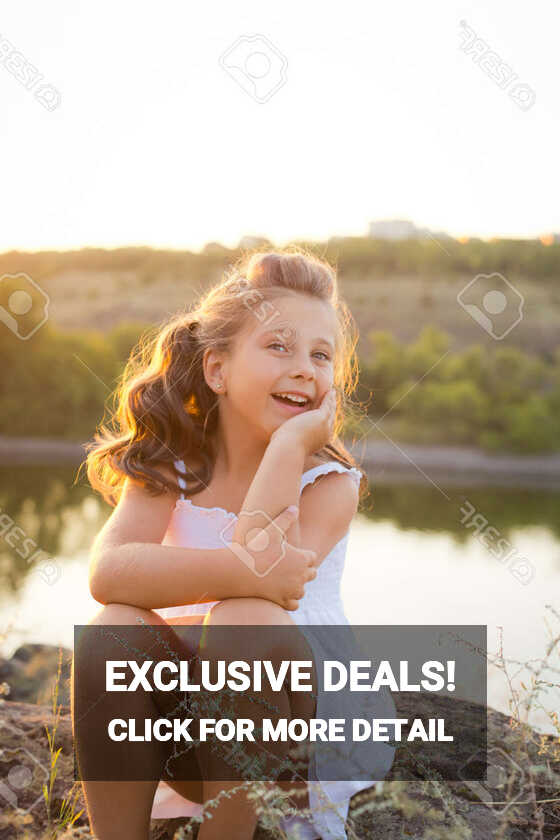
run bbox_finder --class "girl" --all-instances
[75,248,396,840]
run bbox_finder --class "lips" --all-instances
[271,394,309,406]
[270,390,313,405]
[270,394,312,413]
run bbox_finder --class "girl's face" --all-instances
[208,293,337,441]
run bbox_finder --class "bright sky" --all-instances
[0,0,558,252]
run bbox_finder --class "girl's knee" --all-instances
[204,598,314,671]
[208,597,294,626]
[88,602,166,627]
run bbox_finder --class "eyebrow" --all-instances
[261,326,335,353]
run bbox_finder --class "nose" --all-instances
[288,349,315,381]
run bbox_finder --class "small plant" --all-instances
[42,648,84,838]
[344,605,560,840]
[4,607,560,837]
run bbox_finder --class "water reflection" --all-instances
[1,464,559,733]
[1,465,559,595]
[361,482,560,543]
[0,465,107,595]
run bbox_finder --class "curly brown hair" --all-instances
[84,246,367,506]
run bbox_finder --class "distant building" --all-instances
[368,219,418,240]
[368,219,452,241]
[238,235,272,250]
[202,241,229,254]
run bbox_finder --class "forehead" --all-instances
[241,293,337,343]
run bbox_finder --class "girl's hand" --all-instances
[227,505,319,611]
[271,387,337,456]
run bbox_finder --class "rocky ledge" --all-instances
[0,644,558,839]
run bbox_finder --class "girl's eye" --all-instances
[268,343,331,361]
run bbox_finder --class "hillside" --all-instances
[1,240,559,355]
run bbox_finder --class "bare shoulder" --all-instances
[117,460,180,510]
[302,455,360,504]
[298,463,360,557]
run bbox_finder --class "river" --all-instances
[1,464,559,735]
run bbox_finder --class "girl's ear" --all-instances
[202,347,227,394]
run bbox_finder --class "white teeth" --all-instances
[273,392,308,404]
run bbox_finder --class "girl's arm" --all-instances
[235,433,306,547]
[89,468,314,611]
[233,389,358,564]
[234,388,337,549]
[234,431,359,564]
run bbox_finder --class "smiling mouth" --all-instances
[271,393,312,408]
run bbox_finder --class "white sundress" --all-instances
[150,459,396,840]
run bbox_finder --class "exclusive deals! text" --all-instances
[106,657,456,744]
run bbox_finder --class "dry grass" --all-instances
[1,608,560,839]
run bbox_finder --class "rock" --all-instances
[0,644,73,707]
[1,691,558,839]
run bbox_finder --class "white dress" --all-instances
[150,459,396,839]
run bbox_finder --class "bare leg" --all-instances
[192,598,318,840]
[71,603,202,840]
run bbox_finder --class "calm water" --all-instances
[1,465,559,734]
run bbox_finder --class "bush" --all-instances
[0,322,147,440]
[1,318,559,453]
[388,379,489,442]
[365,326,560,452]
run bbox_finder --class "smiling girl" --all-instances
[74,248,396,840]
